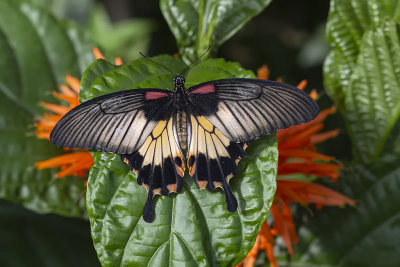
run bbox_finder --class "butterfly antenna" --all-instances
[139,52,178,76]
[178,45,211,76]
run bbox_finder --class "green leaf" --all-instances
[0,199,100,267]
[344,20,400,162]
[79,59,120,102]
[79,55,187,102]
[29,0,94,21]
[87,4,155,61]
[324,0,400,162]
[160,0,272,63]
[83,56,278,265]
[0,0,95,217]
[295,155,400,266]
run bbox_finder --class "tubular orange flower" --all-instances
[238,65,355,266]
[35,48,122,179]
[35,74,80,140]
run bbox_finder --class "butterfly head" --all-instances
[173,76,186,90]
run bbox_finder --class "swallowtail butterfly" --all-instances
[50,74,319,222]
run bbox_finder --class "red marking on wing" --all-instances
[145,91,169,100]
[191,84,215,94]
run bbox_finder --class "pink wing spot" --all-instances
[191,84,215,94]
[145,91,169,100]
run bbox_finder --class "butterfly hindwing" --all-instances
[187,114,246,212]
[188,78,320,142]
[50,88,172,154]
[122,115,185,222]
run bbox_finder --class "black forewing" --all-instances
[187,78,320,142]
[50,88,173,154]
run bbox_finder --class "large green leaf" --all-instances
[84,56,278,266]
[160,0,272,63]
[0,0,95,216]
[0,199,100,267]
[344,20,400,162]
[294,155,400,266]
[324,0,400,162]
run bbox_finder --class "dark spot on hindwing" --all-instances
[174,156,183,167]
[227,142,245,159]
[163,158,177,186]
[196,154,208,182]
[208,158,224,190]
[220,156,237,179]
[152,165,163,189]
[121,153,143,175]
[188,155,195,167]
[138,164,151,185]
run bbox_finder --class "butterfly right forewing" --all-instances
[188,78,319,143]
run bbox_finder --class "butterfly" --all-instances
[50,75,319,222]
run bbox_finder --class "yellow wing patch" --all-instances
[152,120,167,138]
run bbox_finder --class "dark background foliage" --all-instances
[103,0,329,87]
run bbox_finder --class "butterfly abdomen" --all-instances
[175,110,188,152]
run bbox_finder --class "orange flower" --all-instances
[35,74,80,140]
[35,48,122,179]
[238,65,355,266]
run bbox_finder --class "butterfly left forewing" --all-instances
[187,114,246,212]
[50,88,172,154]
[122,114,184,222]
